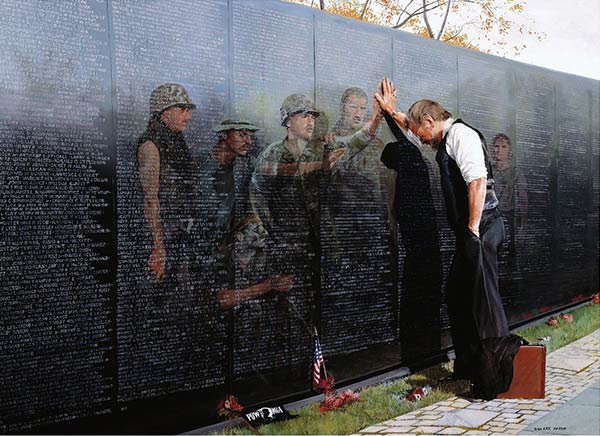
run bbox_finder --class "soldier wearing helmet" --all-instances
[252,93,383,236]
[137,83,197,283]
[248,93,383,371]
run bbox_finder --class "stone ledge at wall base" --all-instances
[183,366,411,435]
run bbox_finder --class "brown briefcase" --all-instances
[497,345,546,399]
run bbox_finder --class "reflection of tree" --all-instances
[289,0,544,56]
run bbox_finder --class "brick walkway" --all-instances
[356,329,600,436]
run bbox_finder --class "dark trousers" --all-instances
[446,209,509,379]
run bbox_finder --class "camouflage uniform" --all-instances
[134,83,224,395]
[248,94,374,374]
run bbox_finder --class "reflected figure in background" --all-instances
[203,119,293,388]
[492,133,528,264]
[321,87,395,354]
[330,87,391,229]
[137,83,219,391]
[138,83,197,283]
[206,119,293,311]
[375,78,522,399]
[250,93,382,374]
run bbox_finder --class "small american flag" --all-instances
[312,335,324,386]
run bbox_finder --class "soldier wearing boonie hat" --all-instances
[202,117,292,314]
[212,119,260,161]
[213,119,259,133]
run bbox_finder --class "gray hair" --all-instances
[407,99,452,125]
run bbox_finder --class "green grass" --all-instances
[518,303,600,353]
[218,302,600,435]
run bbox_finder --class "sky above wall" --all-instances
[487,0,600,80]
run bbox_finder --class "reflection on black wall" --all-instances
[0,0,598,433]
[382,124,443,363]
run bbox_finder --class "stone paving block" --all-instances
[498,413,521,419]
[394,414,417,421]
[485,420,506,427]
[384,434,416,436]
[483,406,501,412]
[413,426,444,434]
[381,426,415,433]
[484,400,502,407]
[414,420,441,427]
[505,423,525,430]
[436,406,456,412]
[436,409,499,428]
[361,425,387,433]
[420,413,442,419]
[518,409,535,415]
[450,400,472,409]
[503,418,523,424]
[380,420,397,425]
[437,427,466,434]
[465,403,486,410]
[437,401,455,406]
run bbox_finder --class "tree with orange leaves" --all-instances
[287,0,544,56]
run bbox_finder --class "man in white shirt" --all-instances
[375,78,521,399]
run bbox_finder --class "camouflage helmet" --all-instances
[280,94,320,126]
[149,83,197,114]
[213,119,259,133]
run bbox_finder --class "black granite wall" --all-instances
[0,0,597,433]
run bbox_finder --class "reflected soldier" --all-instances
[252,93,383,242]
[250,93,382,372]
[492,133,528,262]
[202,119,294,387]
[321,87,395,353]
[138,83,197,283]
[205,119,293,310]
[331,87,391,206]
[136,83,221,392]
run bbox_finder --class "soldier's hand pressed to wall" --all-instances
[372,93,383,117]
[327,147,346,168]
[149,244,166,282]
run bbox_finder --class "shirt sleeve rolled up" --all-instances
[446,123,488,184]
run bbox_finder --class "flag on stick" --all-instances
[312,329,326,387]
